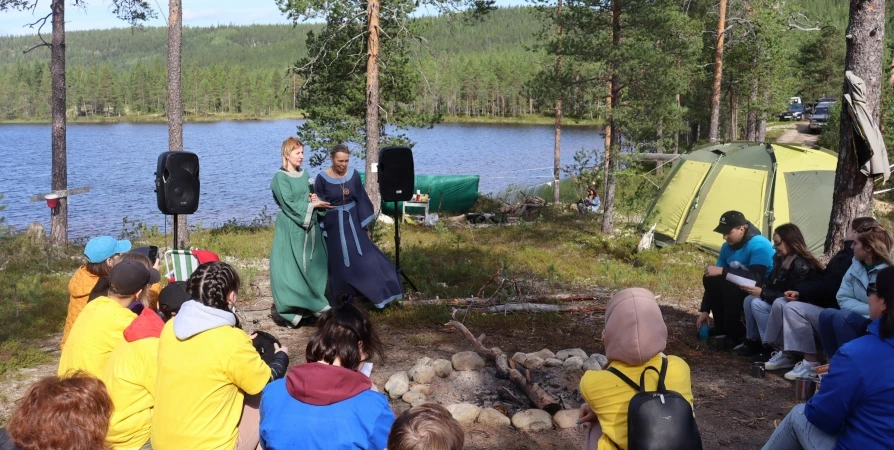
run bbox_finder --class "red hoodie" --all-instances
[123,309,165,342]
[285,363,372,406]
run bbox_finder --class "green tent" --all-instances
[644,142,838,255]
[357,173,480,215]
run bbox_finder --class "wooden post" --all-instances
[50,0,67,246]
[365,0,382,217]
[168,0,188,247]
[708,0,728,142]
[601,0,621,235]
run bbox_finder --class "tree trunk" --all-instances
[552,0,564,205]
[168,0,188,247]
[365,0,382,216]
[601,0,620,235]
[50,0,67,246]
[745,81,758,141]
[674,93,681,153]
[729,92,738,141]
[825,0,886,256]
[708,0,727,142]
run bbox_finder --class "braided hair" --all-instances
[186,262,241,313]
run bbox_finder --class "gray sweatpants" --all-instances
[752,298,823,354]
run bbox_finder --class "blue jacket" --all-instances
[259,363,395,450]
[716,223,775,281]
[836,258,888,318]
[806,319,894,449]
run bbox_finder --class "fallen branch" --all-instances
[412,293,608,306]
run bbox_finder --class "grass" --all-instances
[0,341,52,378]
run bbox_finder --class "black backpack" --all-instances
[606,356,703,450]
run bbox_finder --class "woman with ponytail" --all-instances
[152,262,290,450]
[762,266,894,450]
[259,296,394,450]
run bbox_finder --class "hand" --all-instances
[704,265,723,277]
[739,285,762,296]
[309,193,319,203]
[153,257,161,271]
[273,342,289,355]
[577,403,597,424]
[784,291,800,302]
[696,311,711,330]
[312,200,334,210]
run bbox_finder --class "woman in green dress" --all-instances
[269,137,332,326]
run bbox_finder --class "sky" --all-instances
[0,0,527,37]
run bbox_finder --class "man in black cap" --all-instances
[697,210,775,349]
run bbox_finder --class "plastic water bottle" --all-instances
[698,324,710,342]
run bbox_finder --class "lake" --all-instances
[0,120,604,239]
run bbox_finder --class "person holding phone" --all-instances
[269,137,333,327]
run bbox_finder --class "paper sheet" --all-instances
[360,362,373,377]
[726,273,757,287]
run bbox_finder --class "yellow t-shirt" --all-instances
[151,320,270,450]
[58,296,136,378]
[579,354,694,450]
[102,337,159,450]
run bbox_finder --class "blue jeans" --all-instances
[762,404,837,450]
[818,309,871,358]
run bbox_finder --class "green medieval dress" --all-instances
[269,169,329,325]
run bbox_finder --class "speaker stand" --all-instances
[172,214,179,250]
[393,201,418,292]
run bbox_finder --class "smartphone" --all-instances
[360,362,373,377]
[148,246,159,265]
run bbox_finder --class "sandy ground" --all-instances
[774,121,819,147]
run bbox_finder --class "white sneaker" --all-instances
[765,351,798,370]
[784,360,819,381]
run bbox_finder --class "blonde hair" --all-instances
[281,137,304,170]
[387,403,464,450]
[855,224,894,266]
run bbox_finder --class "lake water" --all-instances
[0,120,604,238]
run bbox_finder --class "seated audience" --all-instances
[762,265,894,450]
[577,187,601,215]
[58,260,159,378]
[579,288,695,449]
[259,298,394,450]
[738,224,822,377]
[819,223,893,358]
[62,235,130,348]
[387,403,464,450]
[698,211,775,348]
[101,282,187,450]
[90,251,164,315]
[152,262,289,450]
[0,372,113,450]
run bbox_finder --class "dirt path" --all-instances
[1,265,794,449]
[774,121,819,147]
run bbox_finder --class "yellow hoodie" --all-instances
[61,266,100,349]
[58,296,136,378]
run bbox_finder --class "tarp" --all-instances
[844,70,890,182]
[356,172,480,215]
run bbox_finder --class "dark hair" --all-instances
[855,224,894,266]
[329,144,350,158]
[773,223,823,271]
[387,403,465,450]
[851,216,879,232]
[7,372,113,450]
[305,297,384,370]
[874,266,894,339]
[186,261,241,312]
[84,259,114,278]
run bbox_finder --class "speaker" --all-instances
[155,151,200,215]
[378,146,415,202]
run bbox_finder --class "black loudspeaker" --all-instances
[155,151,200,215]
[378,146,414,202]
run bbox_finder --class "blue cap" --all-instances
[84,236,132,263]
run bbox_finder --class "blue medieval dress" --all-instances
[314,167,403,307]
[269,169,330,325]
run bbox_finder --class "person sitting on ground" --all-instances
[259,297,394,450]
[152,261,289,450]
[577,187,601,215]
[697,211,775,349]
[158,280,189,321]
[738,223,822,375]
[62,235,131,349]
[0,372,114,450]
[100,282,187,450]
[761,265,894,450]
[578,288,695,450]
[90,251,164,315]
[58,259,160,378]
[819,223,894,358]
[387,403,464,450]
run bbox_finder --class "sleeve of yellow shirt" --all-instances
[226,332,271,395]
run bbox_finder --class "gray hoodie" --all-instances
[173,300,237,340]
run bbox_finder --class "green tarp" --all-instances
[357,172,480,215]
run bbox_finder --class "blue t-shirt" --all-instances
[716,233,775,277]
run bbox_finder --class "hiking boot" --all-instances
[784,360,819,381]
[765,351,798,370]
[710,335,740,351]
[735,339,763,357]
[270,305,296,328]
[750,344,773,363]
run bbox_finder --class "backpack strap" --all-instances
[606,367,641,392]
[609,356,670,393]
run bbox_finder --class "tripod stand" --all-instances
[392,201,418,292]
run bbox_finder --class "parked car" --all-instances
[778,103,806,121]
[809,102,832,133]
[817,97,838,105]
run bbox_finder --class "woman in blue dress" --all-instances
[313,144,403,307]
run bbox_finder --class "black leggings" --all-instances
[702,275,748,340]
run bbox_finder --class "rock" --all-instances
[25,222,45,243]
[553,410,580,429]
[511,409,553,431]
[526,349,556,360]
[402,391,427,407]
[544,358,564,367]
[511,352,528,365]
[446,403,482,425]
[432,359,453,378]
[478,407,511,427]
[385,371,410,399]
[411,365,436,384]
[525,356,545,369]
[556,348,588,361]
[410,384,433,396]
[591,353,609,367]
[563,356,584,370]
[452,351,486,371]
[415,356,433,366]
[583,355,605,371]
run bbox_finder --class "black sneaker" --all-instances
[750,344,773,363]
[710,335,740,351]
[735,339,763,357]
